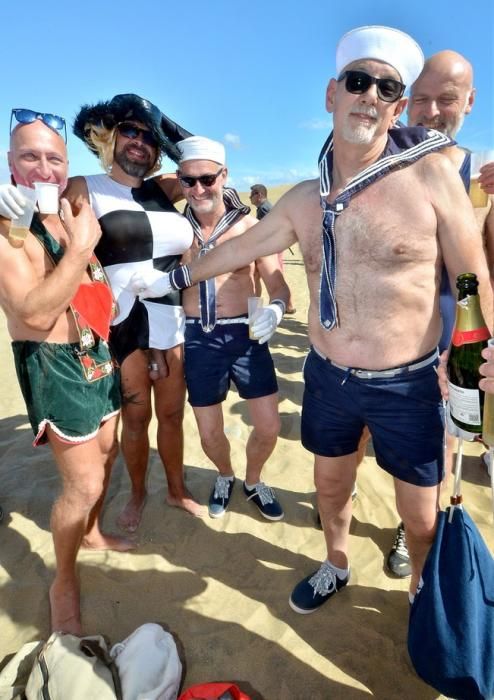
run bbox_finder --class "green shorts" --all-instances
[12,340,121,446]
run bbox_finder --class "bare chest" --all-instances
[296,171,438,273]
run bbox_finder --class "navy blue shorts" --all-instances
[184,318,278,407]
[301,349,444,486]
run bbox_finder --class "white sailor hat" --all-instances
[336,25,424,89]
[177,136,226,164]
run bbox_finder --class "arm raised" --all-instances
[0,199,101,331]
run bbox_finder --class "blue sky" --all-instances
[1,0,493,190]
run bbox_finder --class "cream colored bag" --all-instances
[25,632,122,700]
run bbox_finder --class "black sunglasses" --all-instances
[178,167,224,188]
[116,122,158,147]
[338,70,405,103]
[10,108,67,142]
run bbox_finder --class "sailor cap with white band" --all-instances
[336,25,424,89]
[177,136,226,164]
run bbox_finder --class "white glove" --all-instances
[0,184,27,219]
[251,303,283,344]
[445,401,478,440]
[128,269,172,299]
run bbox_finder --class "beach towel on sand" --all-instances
[408,506,494,700]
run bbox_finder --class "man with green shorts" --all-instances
[0,110,132,635]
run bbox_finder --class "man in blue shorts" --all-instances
[135,136,290,519]
[130,26,492,613]
[0,111,131,634]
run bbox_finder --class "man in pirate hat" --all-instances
[0,108,133,634]
[171,136,289,520]
[131,26,492,614]
[67,93,204,529]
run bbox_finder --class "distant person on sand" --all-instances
[0,109,133,634]
[250,184,296,314]
[129,25,491,614]
[250,184,272,220]
[133,137,290,520]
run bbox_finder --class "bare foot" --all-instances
[167,491,205,517]
[49,579,82,635]
[117,494,147,532]
[81,531,137,552]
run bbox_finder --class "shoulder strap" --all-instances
[80,638,123,700]
[30,213,65,265]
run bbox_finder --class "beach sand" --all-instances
[0,245,492,699]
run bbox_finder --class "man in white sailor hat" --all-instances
[138,135,291,521]
[131,27,492,616]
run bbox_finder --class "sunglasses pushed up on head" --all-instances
[338,70,405,103]
[177,167,224,188]
[116,121,158,147]
[10,108,67,141]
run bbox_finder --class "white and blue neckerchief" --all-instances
[317,125,454,330]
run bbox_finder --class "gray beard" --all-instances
[342,122,377,144]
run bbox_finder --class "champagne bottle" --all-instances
[447,273,490,433]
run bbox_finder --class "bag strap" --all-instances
[79,638,123,700]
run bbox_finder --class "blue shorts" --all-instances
[184,318,278,407]
[301,348,444,486]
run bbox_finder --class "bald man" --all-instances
[409,50,493,275]
[385,50,494,577]
[0,112,132,634]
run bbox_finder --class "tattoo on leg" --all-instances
[121,391,144,406]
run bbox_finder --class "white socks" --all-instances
[326,559,350,581]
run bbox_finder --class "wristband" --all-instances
[170,265,192,291]
[270,298,286,316]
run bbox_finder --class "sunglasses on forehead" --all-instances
[10,108,67,141]
[116,122,157,147]
[338,70,405,103]
[178,166,224,188]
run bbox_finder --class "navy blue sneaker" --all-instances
[243,482,284,521]
[289,561,349,614]
[208,475,235,518]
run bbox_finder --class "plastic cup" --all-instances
[34,181,59,214]
[469,151,494,208]
[248,296,263,339]
[8,185,38,248]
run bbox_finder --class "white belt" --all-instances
[185,316,248,326]
[312,345,439,379]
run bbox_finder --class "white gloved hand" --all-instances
[251,303,283,344]
[0,184,27,219]
[445,401,478,440]
[128,269,172,299]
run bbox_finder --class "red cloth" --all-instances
[71,281,114,341]
[179,682,251,700]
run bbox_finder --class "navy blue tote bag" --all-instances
[408,505,494,699]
